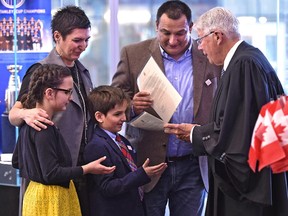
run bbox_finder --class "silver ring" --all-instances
[34,120,38,124]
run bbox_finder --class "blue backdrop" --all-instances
[0,0,51,153]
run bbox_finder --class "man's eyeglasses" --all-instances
[52,87,73,95]
[195,31,215,45]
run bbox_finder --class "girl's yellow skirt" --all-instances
[23,180,81,216]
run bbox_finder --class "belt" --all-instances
[166,154,194,163]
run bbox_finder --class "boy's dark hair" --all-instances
[87,85,131,124]
[21,64,71,109]
[51,5,91,42]
[156,0,192,25]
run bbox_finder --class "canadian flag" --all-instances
[270,97,288,173]
[248,96,288,173]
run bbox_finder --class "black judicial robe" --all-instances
[192,41,288,216]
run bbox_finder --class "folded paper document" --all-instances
[129,56,182,130]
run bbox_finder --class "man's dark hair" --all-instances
[51,5,91,42]
[156,1,192,24]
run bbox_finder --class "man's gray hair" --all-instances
[194,7,240,39]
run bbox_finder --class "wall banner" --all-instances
[0,0,52,152]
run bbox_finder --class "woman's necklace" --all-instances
[73,64,88,145]
[74,64,81,89]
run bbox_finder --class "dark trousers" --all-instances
[74,175,90,216]
[144,157,206,216]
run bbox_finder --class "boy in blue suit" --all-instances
[84,85,167,216]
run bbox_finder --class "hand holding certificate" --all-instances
[129,56,182,130]
[130,112,165,131]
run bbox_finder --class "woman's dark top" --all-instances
[12,123,83,188]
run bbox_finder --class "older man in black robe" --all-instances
[164,7,287,216]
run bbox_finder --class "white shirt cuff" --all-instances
[190,125,197,143]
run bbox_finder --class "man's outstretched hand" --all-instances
[164,123,197,142]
